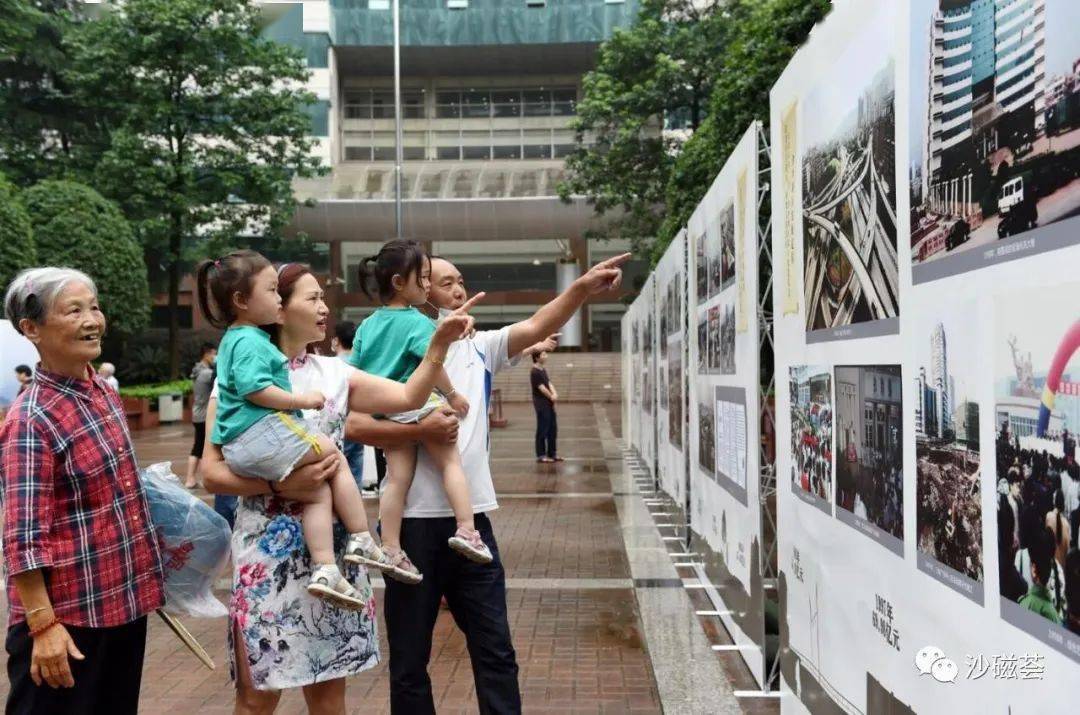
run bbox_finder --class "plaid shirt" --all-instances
[0,366,164,628]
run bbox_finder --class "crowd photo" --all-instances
[0,241,628,713]
[996,423,1080,636]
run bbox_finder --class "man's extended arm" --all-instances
[505,253,629,357]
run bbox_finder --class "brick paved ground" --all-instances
[0,404,662,713]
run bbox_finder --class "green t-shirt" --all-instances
[349,306,435,383]
[211,325,295,444]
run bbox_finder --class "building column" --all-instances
[555,236,588,349]
[326,240,344,346]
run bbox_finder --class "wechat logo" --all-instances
[915,645,957,684]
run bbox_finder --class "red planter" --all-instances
[122,396,160,431]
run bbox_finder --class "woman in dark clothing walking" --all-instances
[531,350,562,463]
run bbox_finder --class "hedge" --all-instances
[118,380,193,400]
[22,180,150,337]
[0,174,36,292]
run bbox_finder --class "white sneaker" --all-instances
[307,564,366,610]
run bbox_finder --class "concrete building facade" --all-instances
[258,0,646,350]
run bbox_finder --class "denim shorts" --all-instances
[222,412,321,482]
[383,392,446,425]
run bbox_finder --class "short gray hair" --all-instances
[4,267,98,335]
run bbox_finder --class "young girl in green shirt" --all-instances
[352,240,493,583]
[195,250,398,610]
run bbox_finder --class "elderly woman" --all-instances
[0,268,164,714]
[201,263,478,714]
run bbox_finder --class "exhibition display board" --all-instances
[626,275,657,479]
[772,1,1080,712]
[655,230,689,511]
[687,123,766,687]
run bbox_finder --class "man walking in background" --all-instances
[531,348,561,463]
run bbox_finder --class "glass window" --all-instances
[403,91,425,119]
[523,144,552,159]
[492,90,521,118]
[447,0,468,8]
[403,146,425,160]
[462,90,491,118]
[436,91,461,118]
[462,145,491,160]
[524,89,552,116]
[437,146,461,160]
[369,0,390,8]
[552,88,577,115]
[371,91,395,119]
[493,145,521,159]
[373,147,396,161]
[553,144,575,158]
[344,146,371,161]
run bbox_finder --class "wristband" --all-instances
[28,618,59,638]
[25,606,48,620]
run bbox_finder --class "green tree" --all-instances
[655,0,830,256]
[22,180,150,337]
[0,1,93,185]
[559,0,736,256]
[65,0,325,377]
[0,173,36,291]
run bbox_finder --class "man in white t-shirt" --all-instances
[347,252,629,714]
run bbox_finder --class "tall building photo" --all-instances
[921,0,1047,214]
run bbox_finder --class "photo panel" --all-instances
[720,299,736,375]
[714,385,749,505]
[789,365,833,514]
[719,201,737,292]
[994,282,1080,663]
[698,398,716,478]
[668,336,683,449]
[909,0,1080,284]
[834,365,904,556]
[802,28,899,343]
[914,303,984,604]
[695,228,709,305]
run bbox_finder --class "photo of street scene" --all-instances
[668,338,683,448]
[719,201,736,291]
[699,399,716,476]
[995,283,1080,640]
[802,20,899,334]
[790,366,833,503]
[708,217,723,299]
[909,0,1080,277]
[719,300,735,375]
[642,317,653,413]
[835,366,903,542]
[697,316,708,373]
[915,308,982,584]
[706,305,721,372]
[696,229,709,304]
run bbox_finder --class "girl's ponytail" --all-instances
[358,255,378,302]
[195,259,225,329]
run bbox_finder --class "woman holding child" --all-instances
[200,256,480,713]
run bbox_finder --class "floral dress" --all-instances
[225,354,379,690]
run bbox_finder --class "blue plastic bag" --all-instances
[142,462,231,618]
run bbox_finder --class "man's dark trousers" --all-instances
[533,402,557,459]
[384,513,520,714]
